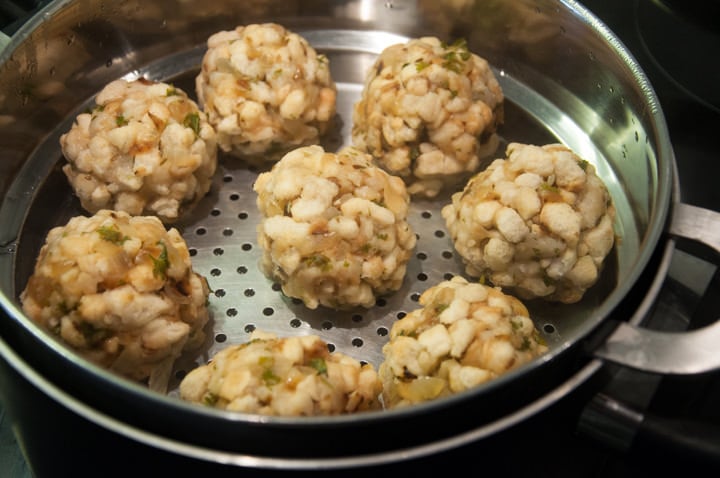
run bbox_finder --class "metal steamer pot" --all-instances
[1,0,719,473]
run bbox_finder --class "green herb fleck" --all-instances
[409,145,420,161]
[76,321,110,345]
[440,38,471,73]
[202,392,219,406]
[397,329,418,339]
[262,368,281,386]
[434,303,449,314]
[540,183,560,193]
[309,357,328,375]
[183,112,200,136]
[166,85,179,96]
[86,104,105,115]
[115,115,129,127]
[520,335,532,351]
[151,242,170,279]
[415,59,430,71]
[541,274,556,287]
[303,254,332,272]
[578,159,589,170]
[97,225,129,245]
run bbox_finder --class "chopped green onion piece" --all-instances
[262,368,281,386]
[151,242,169,279]
[97,225,129,245]
[183,112,200,136]
[309,357,328,375]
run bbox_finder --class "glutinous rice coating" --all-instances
[352,36,504,197]
[254,145,417,309]
[179,331,383,415]
[442,142,616,303]
[60,78,217,223]
[20,210,211,392]
[196,23,337,162]
[379,275,547,409]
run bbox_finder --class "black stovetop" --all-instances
[1,1,719,476]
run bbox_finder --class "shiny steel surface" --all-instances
[595,203,720,374]
[0,0,700,467]
[2,12,647,395]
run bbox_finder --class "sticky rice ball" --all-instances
[20,210,211,392]
[196,23,337,161]
[352,36,504,197]
[60,78,218,223]
[179,331,383,415]
[254,145,417,309]
[442,143,616,304]
[379,276,547,409]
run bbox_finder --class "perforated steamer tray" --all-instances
[10,29,631,398]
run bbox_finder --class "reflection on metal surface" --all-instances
[595,202,720,374]
[595,320,720,374]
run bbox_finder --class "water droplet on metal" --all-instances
[0,243,17,254]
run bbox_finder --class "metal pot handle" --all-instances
[594,202,720,374]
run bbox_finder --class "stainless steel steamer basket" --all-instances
[1,0,719,470]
